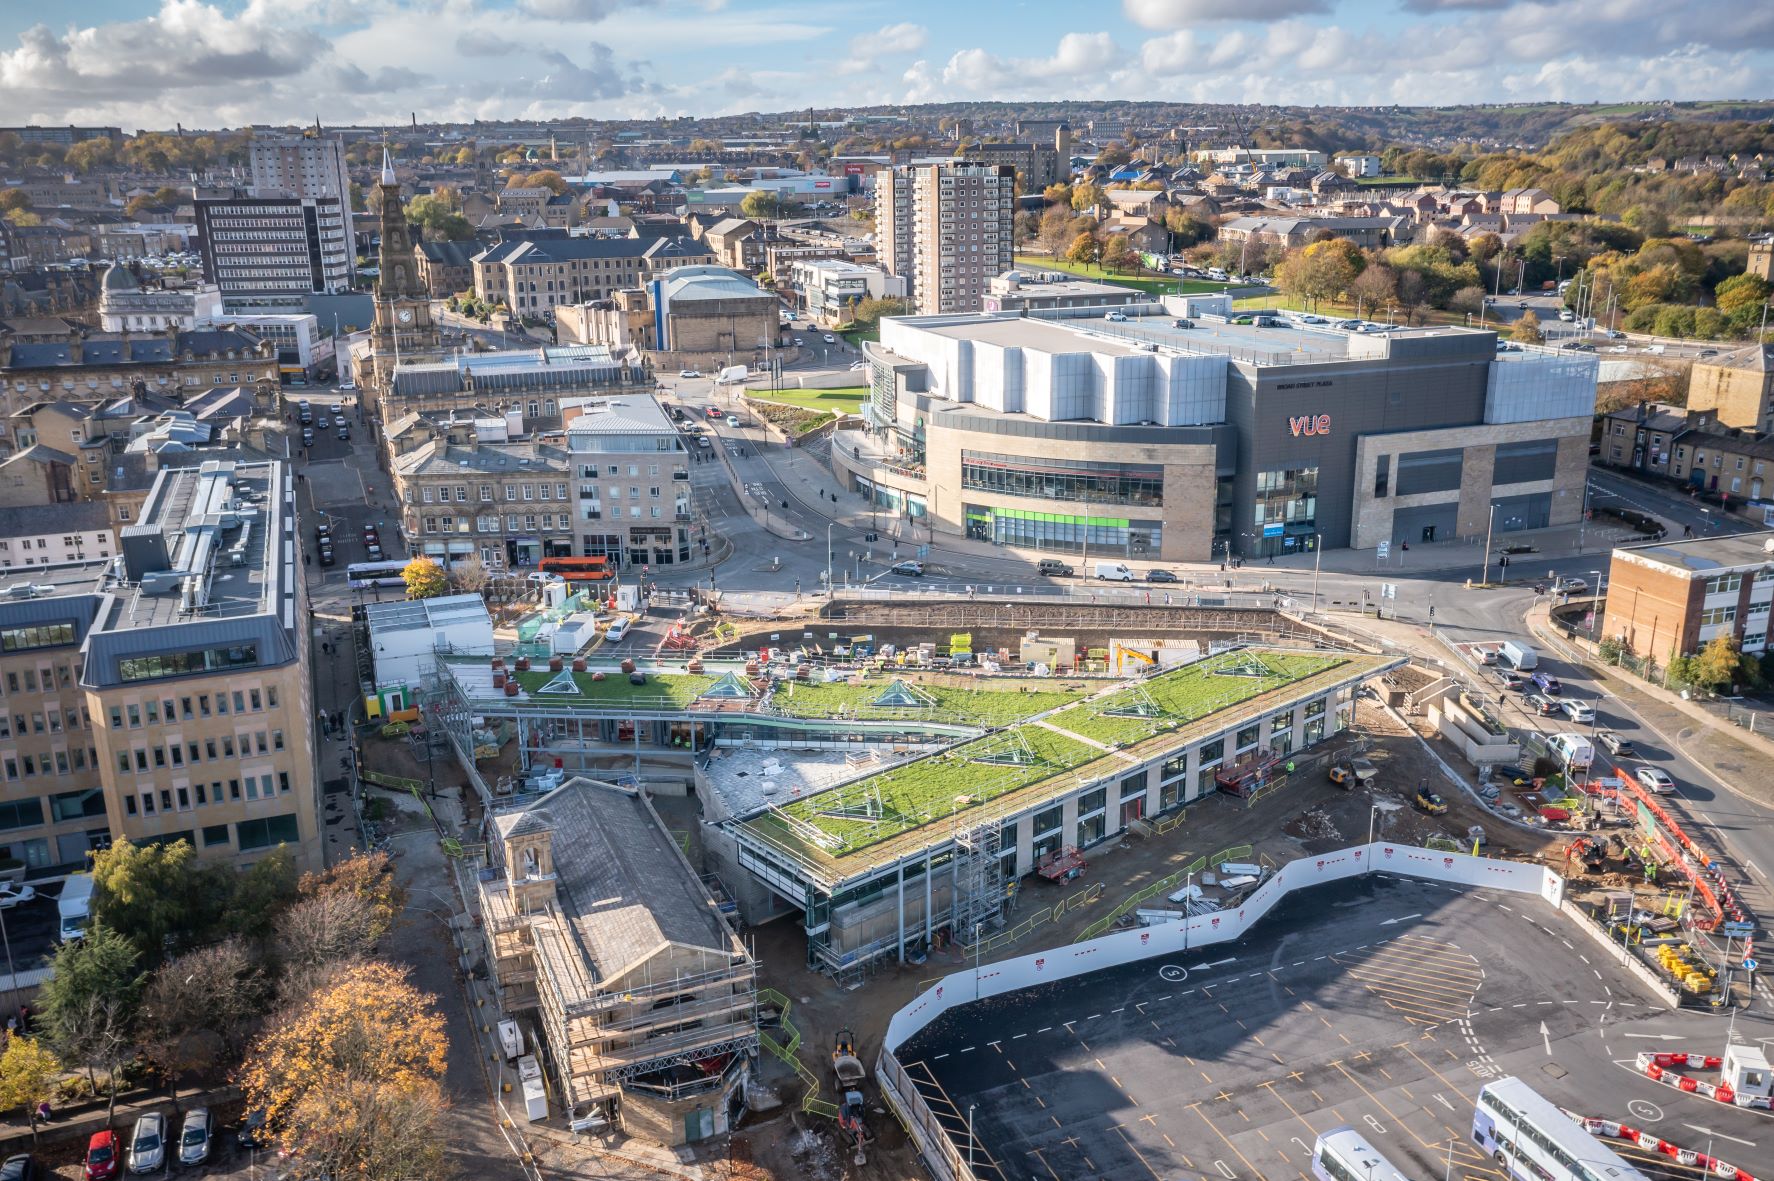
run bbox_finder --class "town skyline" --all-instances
[4,0,1772,130]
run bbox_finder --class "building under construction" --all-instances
[476,777,758,1145]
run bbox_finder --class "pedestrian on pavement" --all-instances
[1164,592,1171,605]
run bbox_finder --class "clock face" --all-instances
[396,309,414,324]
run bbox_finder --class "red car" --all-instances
[704,407,723,419]
[84,1130,119,1181]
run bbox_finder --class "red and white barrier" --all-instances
[1567,1109,1763,1181]
[1635,1051,1774,1110]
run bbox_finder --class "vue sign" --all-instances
[1289,413,1332,438]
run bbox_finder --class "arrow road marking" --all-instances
[1623,1033,1686,1040]
[1684,1124,1756,1148]
[1540,1021,1552,1055]
[1189,958,1237,972]
[1379,914,1423,926]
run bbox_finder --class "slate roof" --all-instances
[4,328,266,370]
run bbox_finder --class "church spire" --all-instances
[381,142,396,187]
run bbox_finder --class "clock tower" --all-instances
[367,146,442,418]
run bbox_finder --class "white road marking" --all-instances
[1684,1124,1756,1148]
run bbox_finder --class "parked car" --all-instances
[678,369,701,378]
[178,1109,212,1168]
[317,415,330,429]
[1530,670,1563,695]
[236,1110,268,1150]
[1560,699,1595,724]
[1172,318,1195,329]
[1524,693,1559,716]
[889,560,925,578]
[1104,311,1129,323]
[128,1113,166,1175]
[1495,669,1527,692]
[1,1154,36,1181]
[338,424,350,441]
[1145,569,1180,583]
[1635,766,1676,795]
[338,381,356,392]
[317,545,335,567]
[0,883,35,910]
[1036,559,1073,577]
[822,333,836,343]
[83,1132,120,1181]
[301,428,314,446]
[1598,731,1635,757]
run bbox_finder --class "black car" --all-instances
[1145,569,1180,583]
[236,1110,267,1150]
[0,1153,35,1181]
[317,545,335,567]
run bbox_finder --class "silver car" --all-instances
[129,1112,166,1174]
[179,1108,212,1167]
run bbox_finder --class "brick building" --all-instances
[1602,532,1774,665]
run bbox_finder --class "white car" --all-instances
[849,360,867,371]
[678,369,701,378]
[1560,699,1595,724]
[1635,766,1676,795]
[0,882,34,910]
[1607,345,1629,353]
[129,1112,166,1174]
[822,334,836,344]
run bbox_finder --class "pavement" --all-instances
[902,873,1774,1181]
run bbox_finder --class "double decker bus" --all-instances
[538,556,615,585]
[1473,1077,1651,1181]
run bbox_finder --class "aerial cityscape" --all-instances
[1,3,1773,1180]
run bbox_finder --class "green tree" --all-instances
[519,169,566,195]
[223,848,299,941]
[1510,310,1545,344]
[1694,634,1743,693]
[740,190,784,220]
[1163,210,1213,249]
[0,1037,61,1142]
[89,840,209,959]
[0,189,29,215]
[403,557,448,600]
[38,925,142,1113]
[1070,183,1106,213]
[404,191,474,242]
[1066,231,1101,266]
[851,297,909,331]
[1043,182,1073,207]
[1716,273,1772,326]
[64,138,116,173]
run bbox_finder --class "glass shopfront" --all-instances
[965,505,1161,557]
[961,451,1164,508]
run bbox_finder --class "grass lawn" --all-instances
[838,324,881,347]
[748,386,869,415]
[511,668,716,708]
[765,724,1101,852]
[771,675,1089,727]
[1013,255,1226,297]
[1051,651,1346,748]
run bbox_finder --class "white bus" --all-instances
[346,560,408,589]
[1473,1077,1651,1181]
[1311,1127,1412,1181]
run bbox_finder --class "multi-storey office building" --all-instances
[0,458,321,880]
[846,309,1598,560]
[1602,532,1774,662]
[247,134,355,250]
[563,395,693,567]
[385,345,650,434]
[193,190,353,314]
[471,235,714,319]
[391,437,575,568]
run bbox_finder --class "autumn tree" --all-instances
[300,851,406,944]
[739,190,784,220]
[448,554,491,595]
[518,169,566,195]
[0,1037,61,1141]
[1066,231,1101,266]
[1070,183,1106,213]
[1042,182,1072,207]
[1694,633,1743,693]
[1351,263,1398,317]
[402,556,448,600]
[1100,233,1136,274]
[1510,310,1545,344]
[1036,205,1073,255]
[242,961,448,1142]
[286,1074,448,1181]
[0,189,26,215]
[140,938,265,1099]
[851,296,909,331]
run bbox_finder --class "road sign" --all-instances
[1381,583,1398,600]
[1723,921,1758,938]
[918,544,929,557]
[1376,541,1391,559]
[1744,958,1759,972]
[1263,522,1284,537]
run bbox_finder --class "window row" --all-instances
[116,730,283,772]
[122,773,291,817]
[417,482,570,503]
[1,748,93,782]
[109,684,278,728]
[0,706,88,738]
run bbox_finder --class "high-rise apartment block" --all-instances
[0,458,321,878]
[874,161,1015,315]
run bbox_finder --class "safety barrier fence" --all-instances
[755,987,841,1120]
[1076,852,1214,943]
[917,882,1105,992]
[878,842,1563,1181]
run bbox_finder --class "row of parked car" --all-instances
[82,1106,245,1178]
[296,399,350,448]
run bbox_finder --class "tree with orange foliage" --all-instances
[299,850,406,943]
[241,961,448,1171]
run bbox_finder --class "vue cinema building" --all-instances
[844,307,1598,559]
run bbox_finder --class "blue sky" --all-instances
[1,0,1768,130]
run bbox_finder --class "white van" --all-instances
[605,618,630,643]
[1547,733,1595,772]
[1094,562,1135,582]
[1498,640,1539,671]
[58,873,94,942]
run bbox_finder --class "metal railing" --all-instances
[755,987,841,1120]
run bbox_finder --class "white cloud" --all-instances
[1138,30,1197,75]
[853,22,927,57]
[1124,0,1332,28]
[514,0,653,20]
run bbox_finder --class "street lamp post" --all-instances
[826,521,837,599]
[1481,502,1498,585]
[1588,569,1603,641]
[1310,532,1323,614]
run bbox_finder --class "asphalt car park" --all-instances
[899,873,1774,1181]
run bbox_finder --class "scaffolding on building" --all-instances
[950,815,1004,948]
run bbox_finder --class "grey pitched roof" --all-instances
[4,329,264,370]
[476,234,705,267]
[417,240,476,268]
[496,778,733,980]
[0,499,112,537]
[1,443,77,468]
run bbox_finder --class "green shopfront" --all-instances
[963,504,1163,557]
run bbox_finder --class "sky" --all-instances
[0,0,1770,131]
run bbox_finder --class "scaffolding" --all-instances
[950,816,1004,946]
